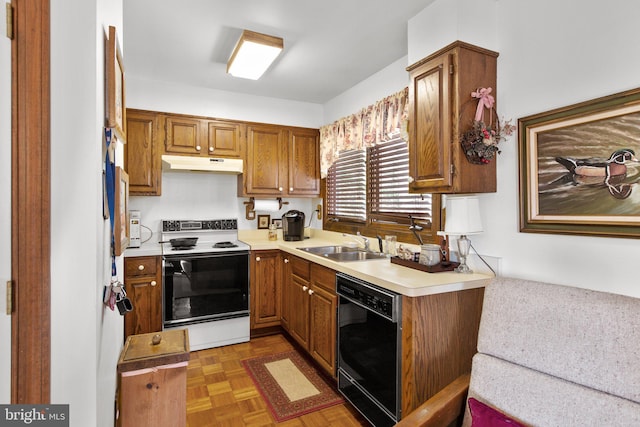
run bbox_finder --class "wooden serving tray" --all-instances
[390,257,459,273]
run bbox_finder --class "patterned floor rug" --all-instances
[241,350,344,422]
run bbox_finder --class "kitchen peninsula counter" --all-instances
[239,229,492,298]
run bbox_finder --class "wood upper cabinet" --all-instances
[243,124,287,195]
[125,109,161,196]
[163,113,245,159]
[288,127,320,196]
[164,115,204,155]
[240,124,320,197]
[250,250,282,330]
[407,41,498,194]
[207,120,244,158]
[124,256,162,340]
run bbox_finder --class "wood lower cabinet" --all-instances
[123,256,162,339]
[407,40,498,194]
[308,263,337,375]
[400,286,485,416]
[250,250,282,332]
[281,254,337,376]
[125,110,161,196]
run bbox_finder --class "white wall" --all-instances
[407,0,640,298]
[323,56,411,124]
[0,2,12,404]
[126,78,325,233]
[128,77,323,128]
[51,0,123,426]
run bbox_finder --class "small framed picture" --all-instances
[257,214,270,229]
[271,218,283,229]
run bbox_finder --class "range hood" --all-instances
[161,155,243,174]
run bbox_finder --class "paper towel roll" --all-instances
[253,199,280,213]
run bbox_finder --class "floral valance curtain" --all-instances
[319,87,409,178]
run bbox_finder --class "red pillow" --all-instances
[468,398,525,427]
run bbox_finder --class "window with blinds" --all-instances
[368,137,432,224]
[326,136,432,226]
[326,149,367,222]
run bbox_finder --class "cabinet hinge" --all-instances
[6,280,12,315]
[5,3,14,40]
[450,164,455,175]
[449,64,454,75]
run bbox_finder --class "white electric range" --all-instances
[160,218,251,350]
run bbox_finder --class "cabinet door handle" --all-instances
[196,145,201,151]
[408,176,414,183]
[150,281,157,287]
[302,286,308,292]
[289,187,293,192]
[278,187,283,192]
[256,256,261,262]
[138,265,145,271]
[284,258,289,263]
[308,289,314,295]
[208,147,214,152]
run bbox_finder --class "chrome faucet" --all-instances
[343,232,370,251]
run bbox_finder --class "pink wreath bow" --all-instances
[471,87,495,122]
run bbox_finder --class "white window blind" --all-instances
[326,149,366,221]
[368,137,432,223]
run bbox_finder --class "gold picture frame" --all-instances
[106,25,126,142]
[114,167,129,255]
[519,87,640,238]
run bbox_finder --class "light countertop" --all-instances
[123,229,492,297]
[239,229,492,298]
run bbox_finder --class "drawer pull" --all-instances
[138,265,145,271]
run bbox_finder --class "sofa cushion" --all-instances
[463,354,640,427]
[468,397,524,427]
[477,277,640,404]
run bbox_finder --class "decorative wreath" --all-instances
[460,88,515,165]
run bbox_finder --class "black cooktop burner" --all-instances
[214,241,238,248]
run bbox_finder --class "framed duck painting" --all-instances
[519,87,640,238]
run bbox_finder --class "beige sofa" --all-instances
[397,277,640,427]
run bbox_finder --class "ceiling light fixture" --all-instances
[227,30,283,80]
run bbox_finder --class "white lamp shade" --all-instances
[444,195,483,235]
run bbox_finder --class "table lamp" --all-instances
[443,195,483,273]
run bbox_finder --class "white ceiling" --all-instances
[123,0,435,104]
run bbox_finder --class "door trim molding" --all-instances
[11,0,51,403]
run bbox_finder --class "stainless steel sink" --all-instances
[325,251,388,262]
[298,245,388,262]
[298,245,361,255]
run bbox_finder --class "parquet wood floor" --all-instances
[186,334,370,427]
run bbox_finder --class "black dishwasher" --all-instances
[336,273,402,427]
